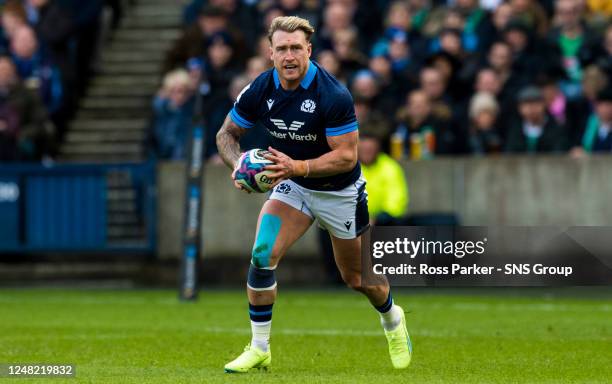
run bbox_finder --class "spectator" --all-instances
[152,69,195,160]
[564,64,609,146]
[331,28,367,77]
[204,31,240,98]
[587,0,612,17]
[396,89,452,156]
[474,67,516,120]
[164,6,245,74]
[0,0,28,51]
[454,0,495,52]
[509,0,549,37]
[0,56,20,160]
[254,34,273,68]
[208,0,257,47]
[317,49,346,85]
[572,87,612,155]
[487,41,526,110]
[9,25,63,118]
[468,92,502,154]
[277,0,319,27]
[350,69,396,118]
[502,19,547,82]
[371,1,426,62]
[505,86,567,153]
[354,95,392,145]
[28,0,75,123]
[548,0,600,98]
[491,2,514,41]
[538,73,589,146]
[358,132,409,225]
[419,66,454,124]
[317,2,353,51]
[437,28,481,101]
[52,0,104,96]
[369,53,413,113]
[593,24,612,79]
[245,56,270,82]
[0,55,53,161]
[261,5,285,34]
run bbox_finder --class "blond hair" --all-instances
[268,16,315,43]
[469,92,499,119]
[162,69,190,91]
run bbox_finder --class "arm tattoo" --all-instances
[216,114,247,170]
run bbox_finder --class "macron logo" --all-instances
[270,119,305,131]
[267,99,274,110]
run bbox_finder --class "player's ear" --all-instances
[307,42,312,58]
[269,44,273,60]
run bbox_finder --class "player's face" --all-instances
[270,30,312,86]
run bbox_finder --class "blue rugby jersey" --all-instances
[229,60,361,191]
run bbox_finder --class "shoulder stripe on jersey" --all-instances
[325,121,358,136]
[230,107,255,129]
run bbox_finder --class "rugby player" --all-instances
[216,16,412,373]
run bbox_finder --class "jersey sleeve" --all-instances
[324,89,358,136]
[229,82,258,129]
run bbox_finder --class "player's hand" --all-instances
[264,147,307,181]
[231,152,251,193]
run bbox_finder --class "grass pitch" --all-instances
[0,288,610,383]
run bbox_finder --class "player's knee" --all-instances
[251,214,282,268]
[247,263,277,291]
[251,244,282,268]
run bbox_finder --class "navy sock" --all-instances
[374,292,393,313]
[249,303,273,322]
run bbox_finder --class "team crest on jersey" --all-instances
[300,99,316,113]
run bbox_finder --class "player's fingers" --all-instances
[233,181,251,193]
[264,164,284,171]
[268,147,285,157]
[266,171,287,179]
[264,154,281,163]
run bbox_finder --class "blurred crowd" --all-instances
[154,0,612,163]
[0,0,124,161]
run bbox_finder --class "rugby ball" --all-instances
[234,149,276,193]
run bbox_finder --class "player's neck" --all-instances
[279,77,302,91]
[280,80,300,91]
[278,62,310,91]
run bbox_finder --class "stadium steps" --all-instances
[106,170,149,245]
[80,97,150,109]
[65,131,146,144]
[112,29,181,42]
[101,63,161,75]
[102,51,163,63]
[90,75,160,88]
[59,0,183,163]
[87,85,156,97]
[69,118,148,131]
[121,15,180,29]
[130,5,182,18]
[61,143,143,157]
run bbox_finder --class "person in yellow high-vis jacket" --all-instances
[358,134,409,224]
[588,0,612,16]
